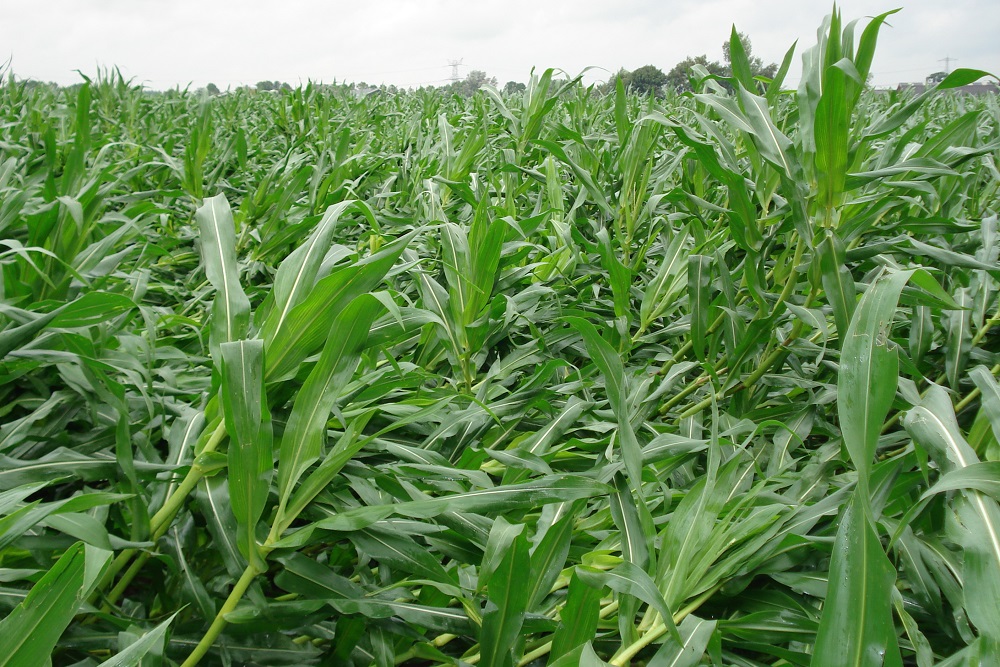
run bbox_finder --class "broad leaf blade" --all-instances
[647,614,717,667]
[96,612,178,667]
[812,491,902,667]
[550,572,603,662]
[838,269,917,493]
[479,528,529,667]
[276,294,385,509]
[0,542,87,667]
[219,339,272,568]
[196,194,250,360]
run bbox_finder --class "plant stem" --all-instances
[609,583,722,666]
[102,551,152,611]
[955,360,1000,413]
[93,420,227,606]
[517,599,621,666]
[179,564,260,667]
[149,459,208,534]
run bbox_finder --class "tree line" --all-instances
[612,31,778,96]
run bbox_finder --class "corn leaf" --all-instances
[275,294,385,511]
[196,194,250,360]
[811,491,903,667]
[219,339,272,568]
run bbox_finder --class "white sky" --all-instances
[3,1,997,90]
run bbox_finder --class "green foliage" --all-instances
[665,29,778,92]
[622,65,668,97]
[1,8,999,667]
[665,54,727,92]
[442,69,498,97]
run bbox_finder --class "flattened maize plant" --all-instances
[1,8,999,667]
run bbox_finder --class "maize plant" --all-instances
[0,8,999,667]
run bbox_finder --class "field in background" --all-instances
[0,10,999,667]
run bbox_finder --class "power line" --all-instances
[939,55,957,73]
[348,64,449,78]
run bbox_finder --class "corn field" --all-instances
[1,9,999,667]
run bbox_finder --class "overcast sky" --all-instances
[3,1,997,90]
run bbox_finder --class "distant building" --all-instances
[897,71,998,95]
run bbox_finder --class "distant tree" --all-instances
[722,32,778,81]
[504,80,526,95]
[665,55,726,92]
[206,82,220,95]
[624,65,668,96]
[463,70,497,95]
[599,68,631,94]
[444,70,497,97]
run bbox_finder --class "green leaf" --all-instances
[280,412,374,529]
[548,642,610,667]
[938,68,996,89]
[275,294,384,512]
[565,317,642,493]
[922,462,1000,502]
[526,503,576,610]
[196,194,251,360]
[577,561,681,643]
[220,339,272,568]
[687,254,713,362]
[479,528,530,667]
[944,288,972,389]
[971,366,1000,445]
[640,227,689,327]
[50,292,137,328]
[816,229,855,340]
[480,516,525,591]
[838,269,919,494]
[351,527,453,584]
[609,473,650,572]
[904,384,983,475]
[290,476,607,540]
[329,598,473,635]
[95,612,178,667]
[647,614,717,667]
[550,572,603,662]
[908,305,933,367]
[728,27,755,91]
[0,542,110,667]
[903,385,1000,641]
[736,87,795,178]
[467,207,505,322]
[596,229,631,319]
[503,396,592,486]
[265,231,413,381]
[440,222,472,327]
[261,200,364,347]
[811,490,902,667]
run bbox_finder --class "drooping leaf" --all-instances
[275,294,385,511]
